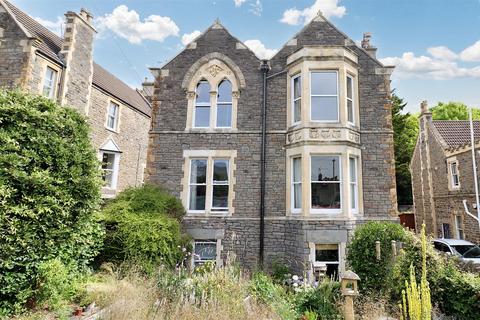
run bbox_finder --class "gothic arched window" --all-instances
[216,79,232,127]
[194,80,211,127]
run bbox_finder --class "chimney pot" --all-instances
[421,100,429,114]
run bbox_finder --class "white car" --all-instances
[432,239,480,265]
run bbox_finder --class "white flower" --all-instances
[293,282,299,287]
[292,275,299,281]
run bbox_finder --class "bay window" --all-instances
[310,71,339,122]
[349,157,358,212]
[292,75,302,124]
[292,157,302,212]
[189,159,207,211]
[311,155,341,212]
[346,75,354,124]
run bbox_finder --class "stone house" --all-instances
[411,102,480,243]
[0,0,151,198]
[146,13,398,275]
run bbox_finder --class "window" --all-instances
[311,156,341,212]
[189,159,207,211]
[188,158,231,214]
[292,157,302,212]
[216,80,232,127]
[194,81,211,127]
[106,102,119,131]
[349,157,358,212]
[310,71,338,122]
[442,223,451,239]
[450,162,459,188]
[315,244,339,278]
[212,159,229,212]
[292,75,301,124]
[42,66,57,98]
[193,240,217,267]
[346,75,354,124]
[101,152,119,189]
[455,215,464,240]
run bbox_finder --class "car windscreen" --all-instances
[451,245,476,256]
[462,246,480,259]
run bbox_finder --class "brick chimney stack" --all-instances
[59,8,96,114]
[361,32,377,59]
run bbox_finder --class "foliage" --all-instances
[392,93,419,205]
[392,230,480,320]
[99,185,189,272]
[400,225,431,320]
[430,101,480,120]
[270,259,291,284]
[294,280,342,320]
[347,221,409,293]
[0,90,103,315]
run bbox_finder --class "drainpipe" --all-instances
[259,60,270,268]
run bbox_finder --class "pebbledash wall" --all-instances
[0,1,151,198]
[147,14,398,274]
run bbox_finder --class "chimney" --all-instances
[141,77,154,103]
[59,8,96,114]
[419,100,432,132]
[361,32,377,59]
[420,100,430,115]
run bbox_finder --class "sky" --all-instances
[11,0,480,113]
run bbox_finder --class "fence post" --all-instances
[375,240,381,260]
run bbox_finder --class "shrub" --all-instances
[0,90,103,314]
[99,185,189,271]
[294,280,342,320]
[346,221,408,293]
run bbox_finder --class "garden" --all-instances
[1,90,479,320]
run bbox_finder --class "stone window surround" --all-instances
[38,59,61,100]
[181,150,237,216]
[286,54,359,129]
[104,97,122,134]
[185,59,241,132]
[286,144,363,218]
[447,156,460,191]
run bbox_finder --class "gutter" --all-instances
[259,60,270,268]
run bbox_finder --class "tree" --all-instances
[431,102,480,120]
[0,90,103,313]
[392,94,419,205]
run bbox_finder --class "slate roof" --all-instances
[2,0,151,117]
[432,120,480,148]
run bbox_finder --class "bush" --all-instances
[346,221,408,293]
[99,185,189,271]
[294,280,342,320]
[0,90,103,314]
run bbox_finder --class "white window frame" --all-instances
[310,71,339,123]
[106,101,120,131]
[346,74,355,125]
[455,215,464,240]
[449,161,460,189]
[291,74,302,125]
[291,156,302,213]
[310,155,342,214]
[193,240,217,267]
[100,151,120,190]
[211,159,230,213]
[42,66,57,99]
[215,80,233,128]
[193,80,211,128]
[188,158,208,214]
[314,243,340,276]
[349,157,358,214]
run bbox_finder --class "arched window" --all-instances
[194,80,211,127]
[216,80,232,128]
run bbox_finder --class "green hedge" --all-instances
[0,90,103,314]
[98,185,189,271]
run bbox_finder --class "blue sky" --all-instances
[12,0,480,113]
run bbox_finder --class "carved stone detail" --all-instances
[186,91,196,99]
[232,91,240,99]
[207,64,223,77]
[289,128,361,145]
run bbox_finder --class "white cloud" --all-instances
[96,5,179,44]
[427,46,458,61]
[460,40,480,62]
[380,52,480,80]
[182,30,202,46]
[34,16,64,35]
[280,0,346,26]
[249,0,262,16]
[244,39,277,60]
[234,0,246,7]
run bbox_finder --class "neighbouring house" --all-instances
[146,12,398,275]
[411,101,480,244]
[0,0,151,198]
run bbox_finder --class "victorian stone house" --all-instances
[146,13,398,275]
[0,0,151,198]
[411,102,480,243]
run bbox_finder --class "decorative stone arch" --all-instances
[181,52,246,90]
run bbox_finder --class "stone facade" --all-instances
[0,1,151,198]
[147,14,398,274]
[411,104,480,243]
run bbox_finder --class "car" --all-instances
[432,238,480,266]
